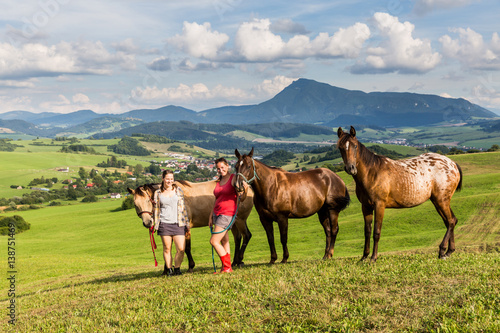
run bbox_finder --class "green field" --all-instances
[0,148,499,331]
[351,125,500,150]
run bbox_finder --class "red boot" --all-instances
[220,253,232,273]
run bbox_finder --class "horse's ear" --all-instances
[349,126,356,137]
[127,187,135,195]
[235,149,241,159]
[248,147,254,158]
[337,127,344,138]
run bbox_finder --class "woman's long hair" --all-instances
[215,157,229,182]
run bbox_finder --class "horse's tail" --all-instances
[455,162,463,192]
[336,188,351,212]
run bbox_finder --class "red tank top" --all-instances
[213,174,237,216]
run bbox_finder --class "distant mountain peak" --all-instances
[0,78,496,133]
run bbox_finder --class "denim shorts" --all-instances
[213,214,234,230]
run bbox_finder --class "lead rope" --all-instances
[149,227,158,267]
[210,196,241,273]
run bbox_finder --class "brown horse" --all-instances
[337,126,463,261]
[127,180,254,271]
[235,148,350,264]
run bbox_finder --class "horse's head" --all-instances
[234,147,255,190]
[127,185,155,228]
[337,126,359,175]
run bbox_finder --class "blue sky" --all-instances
[1,0,499,115]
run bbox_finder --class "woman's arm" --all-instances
[208,211,213,227]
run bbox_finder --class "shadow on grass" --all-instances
[9,258,354,303]
[9,261,280,302]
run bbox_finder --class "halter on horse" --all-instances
[235,148,350,263]
[337,126,462,261]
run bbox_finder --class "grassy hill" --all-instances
[0,151,498,331]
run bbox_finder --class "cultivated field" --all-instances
[0,150,499,331]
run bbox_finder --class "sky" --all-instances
[1,0,500,115]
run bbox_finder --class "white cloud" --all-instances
[0,95,33,113]
[129,76,299,109]
[253,75,297,97]
[0,79,37,88]
[351,12,441,74]
[414,0,477,15]
[0,40,136,79]
[235,19,285,62]
[168,21,230,60]
[234,18,370,62]
[440,92,454,98]
[440,28,500,70]
[470,83,500,111]
[131,82,250,107]
[37,93,124,114]
[72,93,90,104]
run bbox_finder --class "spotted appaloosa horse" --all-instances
[235,148,350,264]
[128,180,253,271]
[337,126,463,261]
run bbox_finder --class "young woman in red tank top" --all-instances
[208,157,248,273]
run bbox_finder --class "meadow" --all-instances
[0,150,499,331]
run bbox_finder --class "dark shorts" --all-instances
[213,214,234,230]
[157,222,185,236]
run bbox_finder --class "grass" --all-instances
[355,125,500,150]
[0,150,499,331]
[2,254,499,332]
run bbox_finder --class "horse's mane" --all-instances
[176,180,192,187]
[358,142,387,168]
[337,134,387,168]
[254,158,286,172]
[136,183,158,196]
[139,181,191,196]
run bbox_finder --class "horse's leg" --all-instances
[184,237,195,273]
[446,208,458,257]
[361,204,373,261]
[318,208,332,259]
[234,218,252,267]
[431,197,458,258]
[260,216,278,264]
[230,227,242,267]
[328,209,340,259]
[276,216,289,263]
[371,203,385,262]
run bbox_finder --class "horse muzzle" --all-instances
[140,215,154,228]
[344,164,357,176]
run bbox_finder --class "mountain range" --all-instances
[0,78,496,138]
